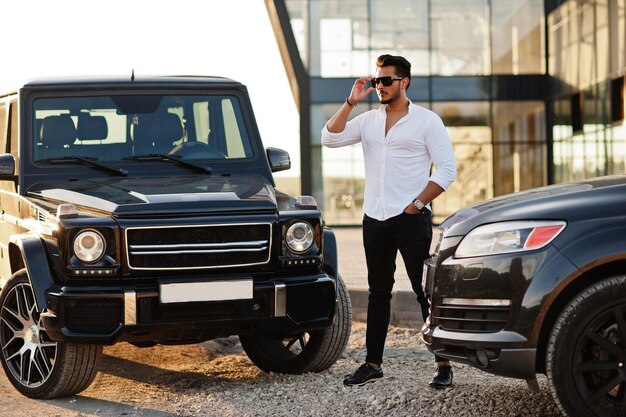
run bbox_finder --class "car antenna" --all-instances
[131,69,135,82]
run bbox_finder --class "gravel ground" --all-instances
[0,322,561,417]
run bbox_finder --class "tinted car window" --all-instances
[33,95,254,161]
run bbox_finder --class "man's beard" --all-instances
[379,91,399,105]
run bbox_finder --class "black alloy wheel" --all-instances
[547,276,626,417]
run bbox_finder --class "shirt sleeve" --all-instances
[321,115,363,148]
[425,113,457,191]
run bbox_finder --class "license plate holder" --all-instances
[159,279,253,304]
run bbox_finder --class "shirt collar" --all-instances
[378,98,414,114]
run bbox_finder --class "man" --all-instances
[321,55,456,388]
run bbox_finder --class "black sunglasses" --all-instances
[370,76,404,87]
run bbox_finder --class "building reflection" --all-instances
[266,0,625,225]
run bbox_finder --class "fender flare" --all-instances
[322,227,339,282]
[9,235,55,311]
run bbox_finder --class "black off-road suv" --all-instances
[422,176,626,417]
[0,76,351,399]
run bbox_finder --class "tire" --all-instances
[0,269,102,399]
[547,275,626,417]
[240,274,352,374]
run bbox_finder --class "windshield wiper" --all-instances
[38,156,128,177]
[122,154,213,175]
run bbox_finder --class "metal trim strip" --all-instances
[274,282,286,317]
[124,289,137,326]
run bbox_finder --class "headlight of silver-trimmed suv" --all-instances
[72,229,106,263]
[285,221,314,254]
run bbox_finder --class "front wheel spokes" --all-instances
[284,333,309,353]
[575,361,621,372]
[587,374,623,404]
[35,342,56,376]
[30,350,48,381]
[20,350,30,384]
[613,307,626,348]
[1,316,23,348]
[1,283,57,387]
[577,313,626,413]
[2,305,25,326]
[586,330,625,360]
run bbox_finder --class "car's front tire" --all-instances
[547,275,626,417]
[240,274,352,374]
[0,269,102,398]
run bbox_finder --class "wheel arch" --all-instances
[535,259,626,373]
[8,242,25,274]
[7,234,56,311]
[322,227,338,281]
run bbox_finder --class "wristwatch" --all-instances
[413,199,425,211]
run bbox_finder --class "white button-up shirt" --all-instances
[321,101,456,221]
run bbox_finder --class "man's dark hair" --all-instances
[376,54,411,90]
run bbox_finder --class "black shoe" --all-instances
[343,363,383,386]
[429,365,453,388]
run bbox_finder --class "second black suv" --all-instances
[0,76,351,399]
[422,175,626,417]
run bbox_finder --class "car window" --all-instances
[33,95,254,162]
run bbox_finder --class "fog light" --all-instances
[475,349,489,367]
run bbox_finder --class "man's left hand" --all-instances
[403,203,421,215]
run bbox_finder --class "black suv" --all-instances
[422,176,626,417]
[0,76,351,399]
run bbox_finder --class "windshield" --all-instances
[33,95,254,162]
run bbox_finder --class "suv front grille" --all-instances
[126,223,271,270]
[434,305,511,333]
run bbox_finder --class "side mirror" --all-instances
[266,147,291,172]
[0,154,15,176]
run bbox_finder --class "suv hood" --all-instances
[442,174,626,236]
[26,174,277,217]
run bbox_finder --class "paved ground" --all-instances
[333,226,441,326]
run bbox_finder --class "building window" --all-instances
[370,0,429,75]
[492,102,546,196]
[430,0,490,75]
[491,0,545,75]
[431,101,491,223]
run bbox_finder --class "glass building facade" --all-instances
[266,0,626,224]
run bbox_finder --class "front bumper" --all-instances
[421,240,578,380]
[422,325,536,379]
[41,274,336,344]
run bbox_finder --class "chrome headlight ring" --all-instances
[72,229,106,263]
[285,221,315,254]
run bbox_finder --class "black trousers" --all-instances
[363,210,439,365]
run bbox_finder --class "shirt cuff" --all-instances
[429,175,454,192]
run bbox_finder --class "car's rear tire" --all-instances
[240,274,352,374]
[547,275,626,417]
[0,269,102,399]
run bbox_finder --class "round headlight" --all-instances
[73,230,106,263]
[285,222,314,254]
